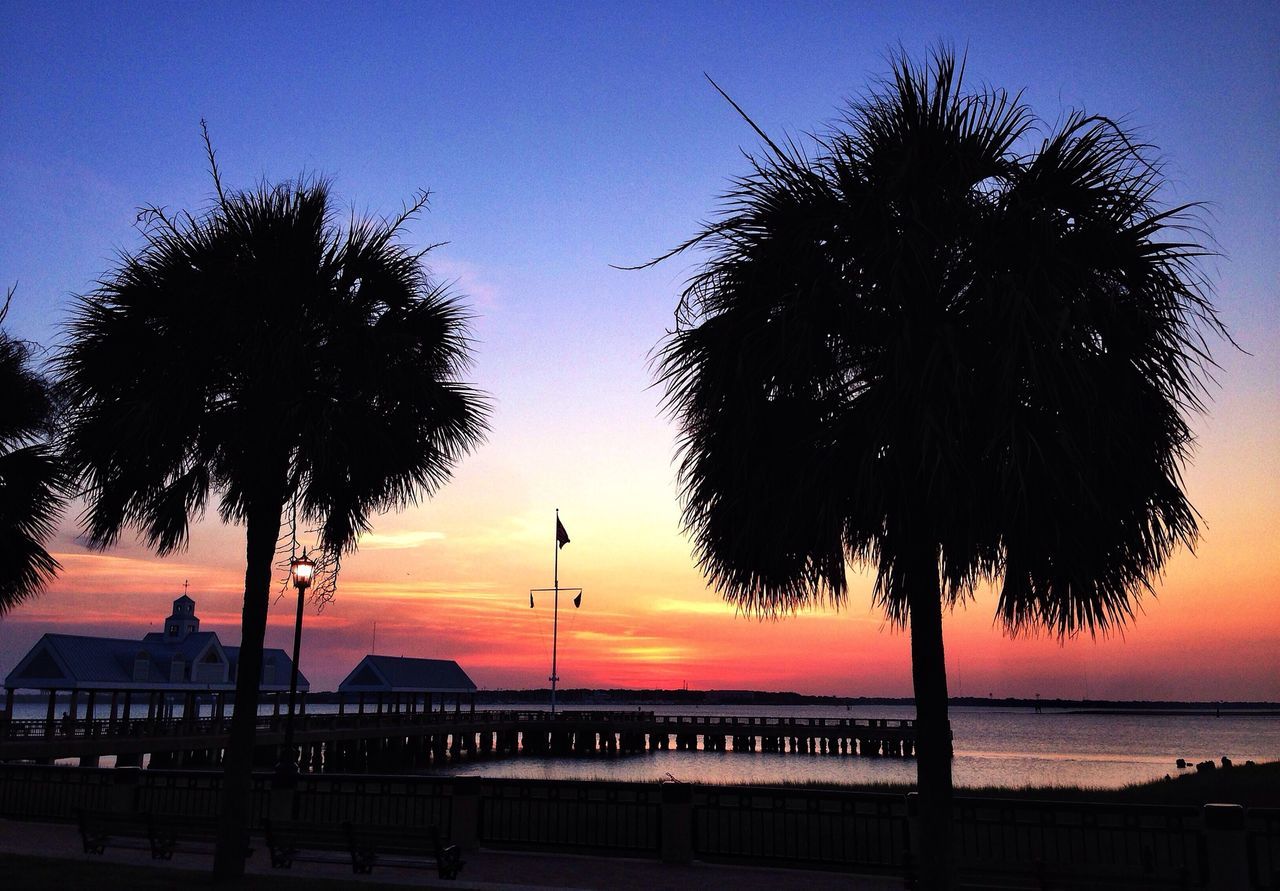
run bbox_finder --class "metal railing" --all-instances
[951,797,1206,887]
[479,778,661,854]
[1249,808,1280,890]
[0,763,115,819]
[693,785,909,869]
[0,763,1263,884]
[292,775,453,830]
[134,770,270,824]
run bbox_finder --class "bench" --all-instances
[263,818,463,879]
[77,809,152,856]
[262,818,350,869]
[77,809,253,861]
[146,813,255,861]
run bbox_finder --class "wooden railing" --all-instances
[0,709,912,743]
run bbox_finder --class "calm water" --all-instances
[421,704,1279,790]
[13,701,1277,789]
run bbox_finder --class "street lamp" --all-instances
[278,549,314,779]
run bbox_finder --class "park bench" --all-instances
[263,817,463,879]
[77,809,253,861]
[77,809,152,857]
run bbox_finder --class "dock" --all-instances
[0,709,918,770]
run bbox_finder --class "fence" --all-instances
[0,764,1268,887]
[949,796,1205,887]
[693,785,908,870]
[481,779,661,854]
[292,775,453,830]
[1248,808,1280,890]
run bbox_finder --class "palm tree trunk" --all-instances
[212,489,284,880]
[908,549,953,890]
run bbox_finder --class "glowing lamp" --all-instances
[290,550,315,591]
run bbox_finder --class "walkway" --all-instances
[0,818,904,890]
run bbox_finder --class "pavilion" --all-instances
[337,654,477,716]
[2,593,307,730]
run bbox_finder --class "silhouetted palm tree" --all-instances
[0,287,66,613]
[60,144,489,878]
[655,52,1222,888]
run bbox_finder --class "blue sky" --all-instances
[1,2,1277,697]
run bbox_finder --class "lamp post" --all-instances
[278,549,314,778]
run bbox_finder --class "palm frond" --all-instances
[656,49,1224,637]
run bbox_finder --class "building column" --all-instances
[338,694,345,716]
[2,687,13,737]
[470,693,476,716]
[358,692,365,715]
[109,690,119,726]
[69,689,79,721]
[45,688,57,737]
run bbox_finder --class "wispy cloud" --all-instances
[356,530,446,550]
[651,597,740,617]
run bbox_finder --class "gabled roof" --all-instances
[338,655,475,694]
[4,632,307,692]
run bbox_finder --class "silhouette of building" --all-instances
[2,593,307,723]
[338,654,476,714]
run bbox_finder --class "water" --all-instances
[10,701,1276,789]
[420,704,1280,790]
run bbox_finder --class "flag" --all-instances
[556,516,570,549]
[529,592,534,609]
[573,591,582,608]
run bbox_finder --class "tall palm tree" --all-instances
[59,145,489,879]
[0,286,66,613]
[655,52,1222,888]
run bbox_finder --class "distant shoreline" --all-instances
[7,687,1277,713]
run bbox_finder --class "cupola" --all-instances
[165,594,200,640]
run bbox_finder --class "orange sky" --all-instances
[3,368,1276,702]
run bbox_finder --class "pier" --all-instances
[0,709,918,770]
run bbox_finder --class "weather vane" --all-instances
[528,509,582,715]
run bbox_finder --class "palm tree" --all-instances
[59,141,489,879]
[0,286,66,613]
[655,52,1223,888]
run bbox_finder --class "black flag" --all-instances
[573,591,582,608]
[556,516,570,548]
[529,592,534,609]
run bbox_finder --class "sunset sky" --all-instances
[2,3,1276,701]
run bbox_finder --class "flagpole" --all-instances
[551,509,560,715]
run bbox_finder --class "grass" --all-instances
[648,760,1280,807]
[0,854,382,890]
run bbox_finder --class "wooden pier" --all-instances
[0,709,919,770]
